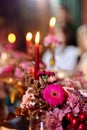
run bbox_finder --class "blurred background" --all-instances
[0,1,87,128]
[0,0,83,51]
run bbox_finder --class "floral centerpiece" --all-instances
[15,67,87,130]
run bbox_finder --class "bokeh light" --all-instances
[8,33,16,44]
[26,32,32,41]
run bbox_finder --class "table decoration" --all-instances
[26,32,33,54]
[34,32,40,79]
[49,17,56,35]
[12,67,87,130]
[44,33,60,68]
[0,43,87,129]
[43,17,61,68]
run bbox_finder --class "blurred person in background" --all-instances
[56,4,76,46]
[75,24,87,80]
[42,4,78,74]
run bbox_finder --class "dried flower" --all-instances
[17,66,87,129]
[15,61,33,77]
[20,87,36,109]
[37,70,55,77]
[46,76,58,84]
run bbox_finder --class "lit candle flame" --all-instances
[8,33,16,44]
[49,17,56,27]
[35,31,40,44]
[26,32,32,41]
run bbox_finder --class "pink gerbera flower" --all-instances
[42,84,65,106]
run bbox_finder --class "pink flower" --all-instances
[20,94,29,108]
[12,51,22,58]
[63,106,71,114]
[37,70,55,77]
[82,103,87,112]
[2,65,14,74]
[20,90,35,109]
[67,93,79,108]
[64,71,87,89]
[73,103,80,114]
[15,61,33,77]
[53,108,65,121]
[42,84,65,106]
[44,34,60,46]
[42,109,63,130]
[5,44,14,50]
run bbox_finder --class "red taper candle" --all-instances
[26,32,32,54]
[34,31,40,79]
[49,17,56,35]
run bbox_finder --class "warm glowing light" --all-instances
[57,71,65,79]
[17,81,22,86]
[8,78,13,83]
[57,70,68,79]
[26,32,32,41]
[8,33,16,44]
[49,17,56,27]
[10,92,15,104]
[35,31,40,44]
[1,52,8,61]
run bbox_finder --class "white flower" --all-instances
[29,101,36,107]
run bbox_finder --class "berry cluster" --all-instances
[65,112,87,130]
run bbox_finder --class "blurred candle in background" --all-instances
[8,33,16,44]
[7,33,16,50]
[40,122,44,130]
[49,17,56,35]
[34,31,40,79]
[26,32,32,54]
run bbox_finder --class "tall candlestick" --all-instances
[49,17,56,35]
[26,32,32,54]
[34,31,40,79]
